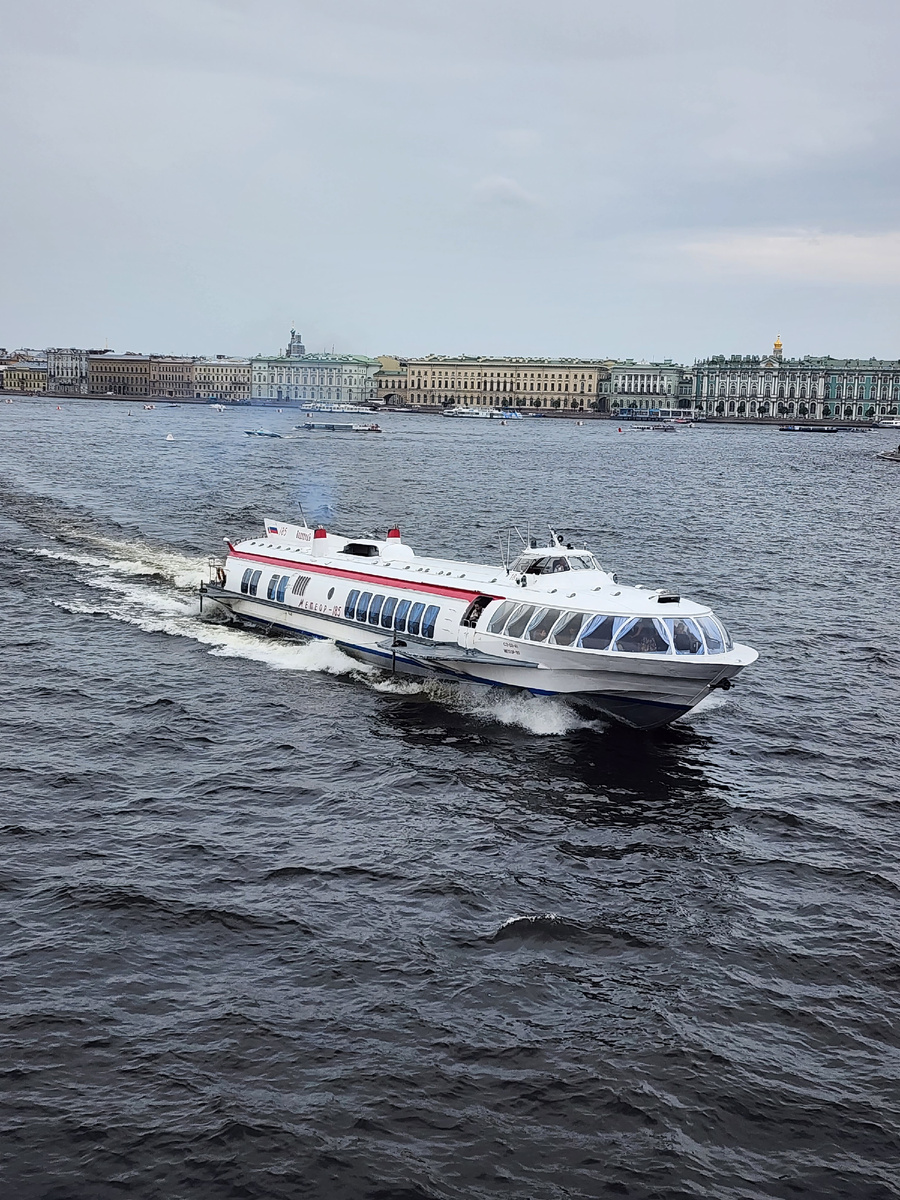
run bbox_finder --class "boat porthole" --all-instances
[327,587,334,599]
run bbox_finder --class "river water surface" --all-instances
[1,401,899,1199]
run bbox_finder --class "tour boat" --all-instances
[442,406,523,420]
[296,421,382,433]
[200,520,758,730]
[244,429,282,438]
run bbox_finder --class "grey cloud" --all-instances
[3,0,900,361]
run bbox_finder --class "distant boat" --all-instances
[296,422,382,433]
[443,406,523,420]
[877,447,900,462]
[209,403,226,412]
[165,433,175,441]
[779,425,839,433]
[245,429,282,438]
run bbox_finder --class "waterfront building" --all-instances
[404,356,612,412]
[3,364,47,393]
[374,356,409,405]
[148,355,195,400]
[609,360,693,412]
[193,357,251,403]
[47,348,89,395]
[251,329,380,404]
[88,352,150,397]
[693,337,900,419]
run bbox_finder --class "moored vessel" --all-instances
[201,520,758,730]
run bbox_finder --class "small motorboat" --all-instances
[244,429,282,438]
[877,446,900,462]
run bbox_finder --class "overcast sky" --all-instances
[3,0,900,361]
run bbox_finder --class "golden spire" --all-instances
[774,334,782,351]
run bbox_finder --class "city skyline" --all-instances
[3,1,900,361]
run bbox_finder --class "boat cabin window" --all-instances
[527,608,562,643]
[567,555,596,571]
[614,617,670,654]
[381,596,397,628]
[356,592,372,621]
[345,589,360,619]
[666,617,704,655]
[266,574,280,600]
[341,542,379,557]
[422,605,439,639]
[512,555,571,576]
[461,595,493,629]
[578,615,615,650]
[247,570,262,597]
[505,605,537,639]
[550,612,585,646]
[407,601,425,636]
[394,598,411,632]
[240,568,253,594]
[487,601,517,634]
[368,595,384,625]
[276,576,289,603]
[697,616,726,654]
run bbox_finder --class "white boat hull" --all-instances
[202,583,751,729]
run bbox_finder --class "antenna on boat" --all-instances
[298,501,308,528]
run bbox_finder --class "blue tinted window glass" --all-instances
[368,595,384,624]
[345,589,360,619]
[394,598,411,632]
[240,568,252,594]
[248,570,262,596]
[697,617,724,654]
[422,604,439,639]
[408,601,425,636]
[381,596,397,628]
[267,574,279,600]
[276,576,288,603]
[356,592,372,621]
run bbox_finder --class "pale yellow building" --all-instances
[3,365,47,393]
[404,356,612,412]
[193,357,251,403]
[374,355,408,405]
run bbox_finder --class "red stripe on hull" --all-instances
[230,548,500,602]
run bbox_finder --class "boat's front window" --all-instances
[666,617,704,654]
[578,615,616,650]
[526,608,562,642]
[550,612,585,646]
[697,616,727,654]
[614,617,670,654]
[505,605,537,638]
[567,555,596,570]
[487,601,517,634]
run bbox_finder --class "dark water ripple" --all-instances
[0,400,899,1198]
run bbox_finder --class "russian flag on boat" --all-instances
[267,524,280,534]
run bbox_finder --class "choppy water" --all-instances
[1,399,899,1199]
